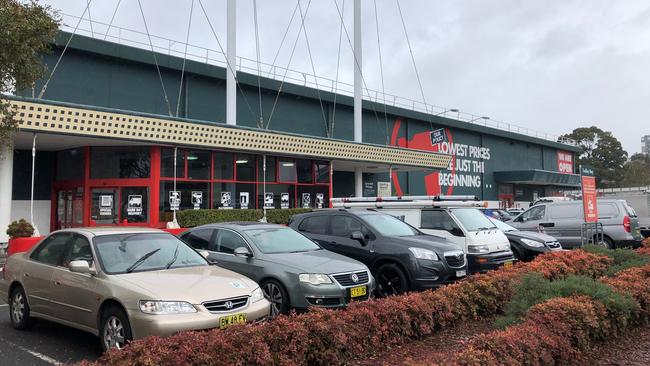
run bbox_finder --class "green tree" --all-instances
[0,0,59,147]
[560,126,628,188]
[621,153,650,187]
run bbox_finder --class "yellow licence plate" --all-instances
[503,261,513,268]
[219,313,246,329]
[350,285,367,298]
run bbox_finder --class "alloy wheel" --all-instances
[11,292,25,324]
[103,316,126,350]
[262,282,284,318]
[377,269,403,297]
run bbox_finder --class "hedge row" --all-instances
[78,250,612,366]
[452,263,650,366]
[175,208,312,227]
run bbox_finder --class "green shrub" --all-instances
[495,273,637,329]
[583,244,650,276]
[176,208,312,227]
[6,219,34,239]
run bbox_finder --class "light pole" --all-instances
[433,108,459,117]
[467,116,490,124]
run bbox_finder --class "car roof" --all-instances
[53,227,165,237]
[196,222,286,230]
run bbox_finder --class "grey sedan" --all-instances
[180,223,375,317]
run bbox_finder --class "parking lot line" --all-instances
[1,338,62,365]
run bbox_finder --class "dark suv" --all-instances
[289,210,467,297]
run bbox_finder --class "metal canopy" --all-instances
[494,169,581,187]
[9,98,452,170]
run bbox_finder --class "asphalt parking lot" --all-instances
[0,299,100,365]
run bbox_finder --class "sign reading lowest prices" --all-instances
[580,165,598,223]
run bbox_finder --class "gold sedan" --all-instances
[0,227,270,351]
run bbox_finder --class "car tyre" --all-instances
[602,236,615,249]
[9,286,35,330]
[375,263,409,297]
[100,306,133,352]
[261,279,289,318]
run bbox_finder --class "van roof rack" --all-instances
[330,195,485,209]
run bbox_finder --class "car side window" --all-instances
[62,235,93,267]
[421,210,462,235]
[216,230,249,254]
[549,205,578,220]
[30,233,72,266]
[298,216,329,235]
[183,229,214,251]
[331,216,370,238]
[522,205,546,221]
[597,203,619,219]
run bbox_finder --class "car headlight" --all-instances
[139,300,197,314]
[409,247,440,261]
[251,287,265,303]
[520,238,545,248]
[467,245,490,254]
[299,273,333,285]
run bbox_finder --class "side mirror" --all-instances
[350,231,367,246]
[234,246,253,258]
[69,260,91,274]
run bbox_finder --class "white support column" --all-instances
[0,140,14,243]
[226,0,237,126]
[353,0,363,197]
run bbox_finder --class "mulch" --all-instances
[579,324,650,366]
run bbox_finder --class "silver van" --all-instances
[509,199,643,249]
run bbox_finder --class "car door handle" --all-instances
[329,241,338,245]
[54,280,62,286]
[24,272,30,278]
[539,222,555,228]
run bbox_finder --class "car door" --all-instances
[296,215,331,247]
[49,234,100,329]
[419,210,466,249]
[511,205,547,233]
[546,204,582,248]
[181,228,216,252]
[24,233,73,316]
[327,215,372,263]
[210,229,263,282]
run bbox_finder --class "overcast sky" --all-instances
[41,0,650,154]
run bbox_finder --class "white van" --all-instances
[332,197,515,273]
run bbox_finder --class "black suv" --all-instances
[289,209,467,297]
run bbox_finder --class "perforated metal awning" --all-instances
[8,97,452,170]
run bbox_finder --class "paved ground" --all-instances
[0,299,100,365]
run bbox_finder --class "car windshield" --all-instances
[93,233,207,274]
[245,227,321,254]
[360,213,419,236]
[487,216,517,232]
[452,208,497,232]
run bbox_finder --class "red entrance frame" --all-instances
[51,145,331,231]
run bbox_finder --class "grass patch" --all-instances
[583,245,650,276]
[495,273,637,329]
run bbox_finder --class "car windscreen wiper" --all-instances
[126,248,161,273]
[165,243,180,269]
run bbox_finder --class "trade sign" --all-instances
[316,193,324,208]
[127,195,143,216]
[264,193,274,209]
[302,193,311,208]
[192,191,203,210]
[280,193,290,209]
[430,128,447,145]
[557,151,573,174]
[220,192,232,209]
[580,165,598,223]
[240,192,249,209]
[169,191,180,211]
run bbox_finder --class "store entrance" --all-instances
[55,188,84,230]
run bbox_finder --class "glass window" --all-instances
[521,205,546,222]
[90,147,150,179]
[56,149,84,181]
[182,229,214,251]
[331,216,372,237]
[62,235,93,267]
[315,161,330,183]
[93,233,207,274]
[297,160,313,183]
[452,208,498,232]
[244,227,320,254]
[216,230,249,254]
[257,184,294,209]
[91,188,118,225]
[159,182,210,214]
[120,187,149,223]
[187,150,211,180]
[421,210,462,234]
[597,203,619,219]
[213,152,234,180]
[297,186,328,209]
[549,204,579,220]
[235,154,256,181]
[161,148,185,178]
[257,156,276,182]
[358,213,418,236]
[31,233,71,266]
[298,216,329,235]
[278,160,296,182]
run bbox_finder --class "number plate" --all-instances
[456,270,467,277]
[503,260,513,268]
[219,313,247,329]
[349,285,367,298]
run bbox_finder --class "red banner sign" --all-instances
[581,175,598,222]
[557,151,573,174]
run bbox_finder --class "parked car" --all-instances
[289,210,467,297]
[180,223,374,317]
[485,216,563,261]
[509,199,644,249]
[479,208,515,221]
[0,227,270,351]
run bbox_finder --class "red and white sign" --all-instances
[581,176,598,222]
[557,151,573,174]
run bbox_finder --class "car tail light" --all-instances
[623,216,631,233]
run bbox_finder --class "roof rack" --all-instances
[331,195,485,209]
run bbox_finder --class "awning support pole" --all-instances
[30,133,40,237]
